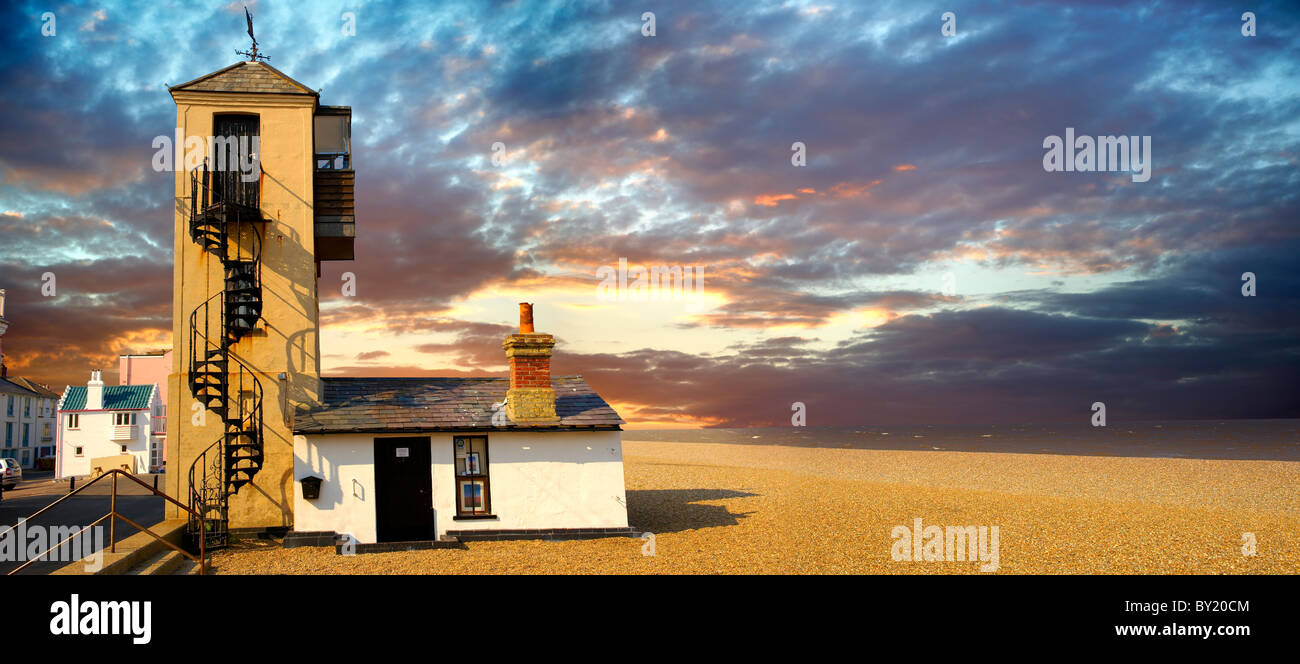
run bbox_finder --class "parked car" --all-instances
[2,458,21,490]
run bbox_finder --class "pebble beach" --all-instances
[210,439,1300,574]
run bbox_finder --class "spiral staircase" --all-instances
[186,159,266,548]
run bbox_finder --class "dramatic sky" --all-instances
[0,0,1297,427]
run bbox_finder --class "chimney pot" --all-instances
[519,302,534,333]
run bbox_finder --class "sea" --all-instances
[622,419,1300,461]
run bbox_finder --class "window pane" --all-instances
[459,479,486,512]
[471,437,487,473]
[314,115,349,154]
[454,437,491,514]
[461,481,480,508]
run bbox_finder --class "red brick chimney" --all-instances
[502,303,559,422]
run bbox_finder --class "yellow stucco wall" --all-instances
[165,90,322,529]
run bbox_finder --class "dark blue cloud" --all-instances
[0,0,1296,423]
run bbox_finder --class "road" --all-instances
[0,471,165,575]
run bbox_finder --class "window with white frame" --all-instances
[113,412,136,426]
[67,413,79,429]
[152,403,167,433]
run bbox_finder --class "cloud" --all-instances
[1,0,1297,425]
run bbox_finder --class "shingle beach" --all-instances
[211,440,1300,574]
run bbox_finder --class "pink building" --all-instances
[119,350,171,472]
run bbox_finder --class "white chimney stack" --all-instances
[86,370,105,410]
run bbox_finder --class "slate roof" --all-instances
[4,376,61,399]
[293,376,624,434]
[60,385,155,411]
[169,61,317,96]
[0,377,42,397]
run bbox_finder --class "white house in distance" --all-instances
[289,304,632,548]
[0,376,58,470]
[56,371,161,478]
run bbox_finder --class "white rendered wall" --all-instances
[290,434,378,544]
[57,408,153,478]
[293,430,628,543]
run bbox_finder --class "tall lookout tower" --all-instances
[165,60,355,545]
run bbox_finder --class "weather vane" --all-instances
[235,6,270,62]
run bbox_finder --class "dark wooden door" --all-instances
[374,437,433,542]
[212,114,259,207]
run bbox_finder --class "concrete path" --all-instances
[0,472,165,575]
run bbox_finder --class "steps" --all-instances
[51,518,194,575]
[125,549,199,575]
[185,162,267,548]
[223,260,261,342]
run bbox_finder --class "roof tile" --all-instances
[170,61,316,96]
[60,385,154,411]
[293,376,623,434]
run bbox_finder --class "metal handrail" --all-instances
[190,157,260,212]
[186,276,265,545]
[2,469,206,575]
[185,155,266,549]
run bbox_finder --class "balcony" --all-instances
[314,106,355,262]
[314,169,355,261]
[189,120,264,231]
[112,425,137,441]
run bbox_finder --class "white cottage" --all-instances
[56,371,162,478]
[289,305,632,547]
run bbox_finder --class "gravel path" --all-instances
[210,441,1300,574]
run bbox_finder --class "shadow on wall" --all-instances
[254,167,321,414]
[625,488,758,534]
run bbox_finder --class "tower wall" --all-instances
[165,91,322,528]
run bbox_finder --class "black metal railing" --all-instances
[2,469,207,575]
[189,159,262,239]
[184,158,267,549]
[315,152,350,170]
